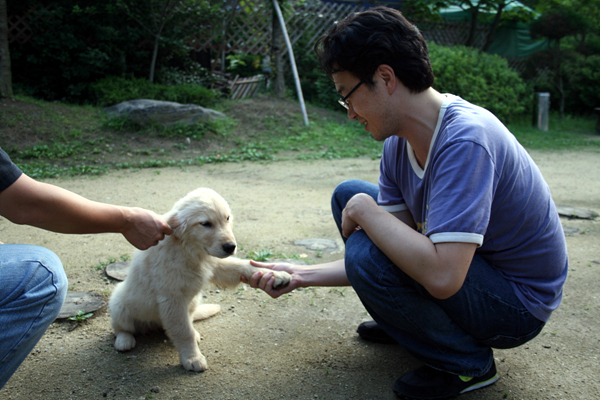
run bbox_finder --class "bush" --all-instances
[161,84,218,106]
[8,1,148,102]
[8,0,223,103]
[90,76,218,108]
[429,43,529,123]
[564,54,600,113]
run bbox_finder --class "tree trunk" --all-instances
[0,0,13,99]
[482,4,505,52]
[149,33,160,82]
[271,5,285,98]
[558,72,565,119]
[465,7,480,47]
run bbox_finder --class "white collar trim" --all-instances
[406,95,456,179]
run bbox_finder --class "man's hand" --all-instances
[242,260,301,298]
[121,207,173,250]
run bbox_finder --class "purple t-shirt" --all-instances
[378,95,568,322]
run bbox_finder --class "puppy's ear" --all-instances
[167,213,187,239]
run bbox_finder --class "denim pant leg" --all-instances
[331,179,380,243]
[0,245,68,388]
[331,180,545,377]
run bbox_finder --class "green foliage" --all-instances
[530,5,588,43]
[524,50,600,115]
[67,310,94,322]
[161,85,218,106]
[563,55,600,113]
[157,64,213,86]
[15,143,83,160]
[248,249,275,262]
[8,0,147,102]
[226,53,263,78]
[429,42,528,122]
[157,117,235,140]
[89,76,218,107]
[7,0,222,103]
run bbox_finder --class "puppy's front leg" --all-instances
[157,296,207,372]
[212,257,291,289]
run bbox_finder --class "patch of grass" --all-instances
[508,113,600,151]
[95,257,118,271]
[246,249,303,262]
[247,249,275,261]
[3,95,598,180]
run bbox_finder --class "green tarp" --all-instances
[439,2,548,58]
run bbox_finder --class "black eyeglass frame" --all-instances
[338,78,366,109]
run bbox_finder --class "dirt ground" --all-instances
[1,150,599,400]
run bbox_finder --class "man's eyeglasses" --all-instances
[338,78,365,110]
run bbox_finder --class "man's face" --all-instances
[332,70,395,142]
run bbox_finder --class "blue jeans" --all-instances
[0,245,68,388]
[332,180,545,377]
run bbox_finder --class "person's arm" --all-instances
[0,173,172,250]
[242,259,349,298]
[343,193,476,300]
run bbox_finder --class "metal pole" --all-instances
[272,0,309,126]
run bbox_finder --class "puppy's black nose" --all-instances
[223,243,236,255]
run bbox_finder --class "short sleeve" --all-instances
[377,137,407,212]
[425,141,495,246]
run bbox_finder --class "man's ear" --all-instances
[376,64,396,95]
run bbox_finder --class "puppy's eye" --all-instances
[199,221,213,228]
[227,216,230,222]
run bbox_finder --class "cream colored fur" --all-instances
[109,188,291,372]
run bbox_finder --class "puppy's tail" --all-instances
[191,304,221,321]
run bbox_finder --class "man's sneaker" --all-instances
[357,320,398,344]
[393,361,499,399]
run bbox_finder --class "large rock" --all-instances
[103,99,226,127]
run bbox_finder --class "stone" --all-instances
[105,261,131,281]
[294,238,341,253]
[57,292,106,319]
[556,206,598,220]
[102,99,226,127]
[562,226,580,235]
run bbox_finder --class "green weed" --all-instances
[68,310,94,322]
[248,249,275,262]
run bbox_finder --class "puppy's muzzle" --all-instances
[222,243,236,255]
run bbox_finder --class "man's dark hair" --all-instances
[315,6,434,93]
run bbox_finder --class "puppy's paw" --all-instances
[180,350,207,372]
[114,332,136,351]
[272,271,292,290]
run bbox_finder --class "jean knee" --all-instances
[42,249,68,315]
[27,246,68,317]
[332,180,377,205]
[332,180,362,212]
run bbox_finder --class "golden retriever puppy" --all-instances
[109,188,291,372]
